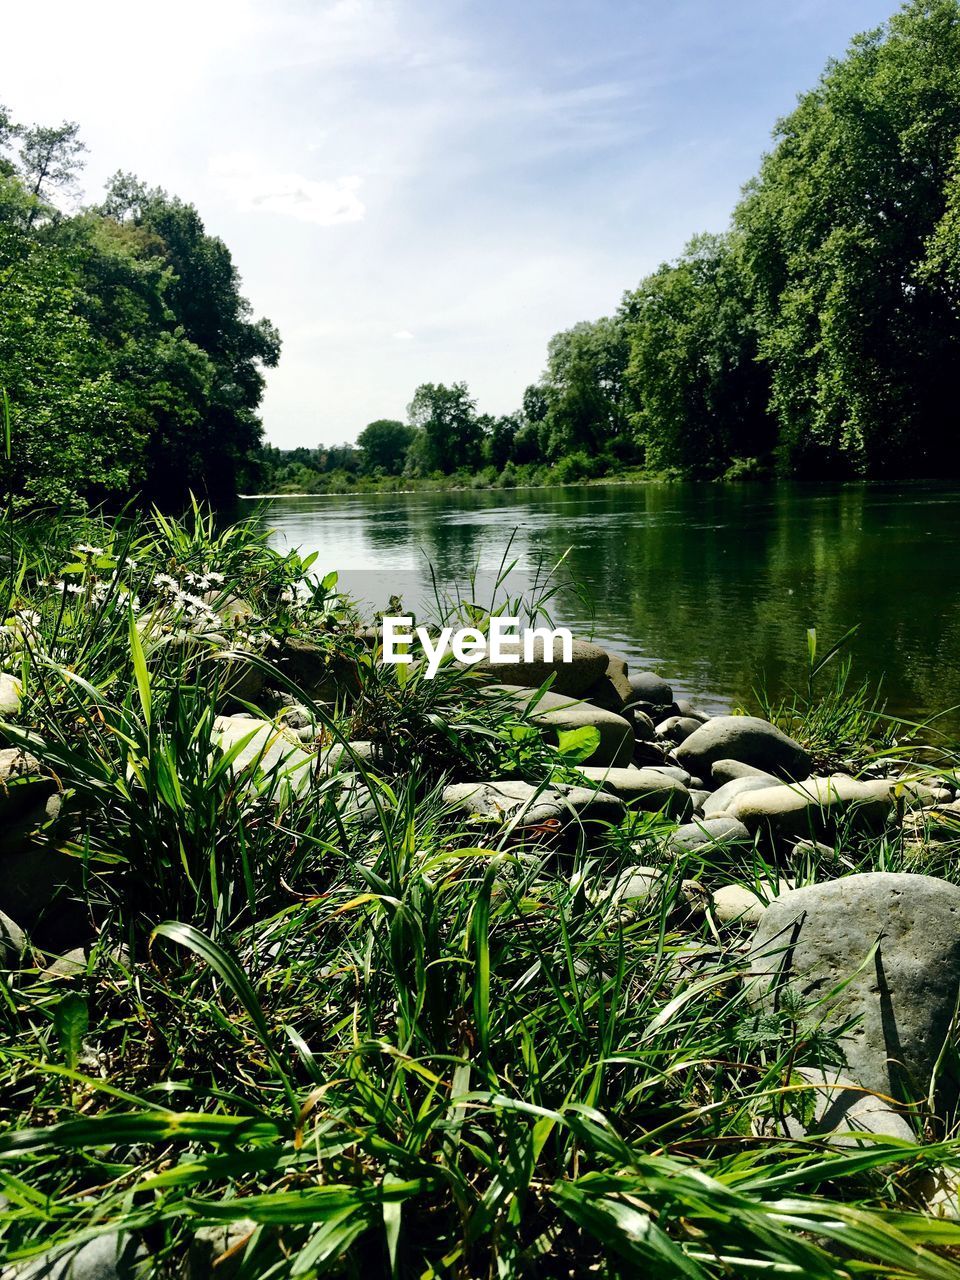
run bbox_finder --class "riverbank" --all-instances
[3,507,960,1278]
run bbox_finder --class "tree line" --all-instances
[262,0,960,494]
[0,111,279,508]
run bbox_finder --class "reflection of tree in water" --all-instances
[251,483,960,733]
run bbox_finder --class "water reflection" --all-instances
[244,482,960,731]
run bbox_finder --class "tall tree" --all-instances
[536,317,632,461]
[356,418,414,475]
[406,382,482,474]
[734,0,960,475]
[623,233,773,473]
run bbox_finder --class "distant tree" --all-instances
[536,317,631,461]
[480,413,521,470]
[623,233,773,473]
[406,381,483,473]
[356,418,414,475]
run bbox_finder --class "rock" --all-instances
[673,700,710,723]
[611,866,706,914]
[668,816,753,855]
[209,650,265,705]
[188,1220,257,1278]
[655,716,702,746]
[495,685,634,767]
[573,766,692,818]
[755,1066,917,1144]
[711,758,782,786]
[0,793,75,925]
[676,716,810,780]
[203,592,255,626]
[0,748,53,821]
[46,945,87,979]
[632,710,656,742]
[712,879,793,926]
[473,636,609,699]
[645,765,692,786]
[631,739,669,766]
[0,673,22,717]
[582,652,633,711]
[689,789,711,813]
[748,873,960,1110]
[627,672,673,709]
[212,715,315,798]
[0,909,26,964]
[703,775,786,817]
[1,1231,147,1280]
[277,638,361,701]
[443,779,625,843]
[791,838,839,862]
[318,740,376,771]
[729,775,895,842]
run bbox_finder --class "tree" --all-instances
[623,233,773,473]
[356,419,414,475]
[734,0,960,475]
[536,317,632,462]
[406,382,483,474]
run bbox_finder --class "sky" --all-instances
[4,0,899,449]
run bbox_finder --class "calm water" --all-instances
[243,483,960,733]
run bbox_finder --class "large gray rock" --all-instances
[748,873,960,1110]
[676,716,810,780]
[473,636,610,699]
[729,775,895,842]
[212,715,315,798]
[711,879,792,926]
[443,779,625,842]
[0,748,53,821]
[755,1066,917,1145]
[703,775,786,817]
[495,686,634,767]
[573,766,692,818]
[0,792,74,924]
[667,816,753,855]
[583,652,633,712]
[0,673,22,717]
[627,672,673,708]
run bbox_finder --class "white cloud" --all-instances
[210,154,365,226]
[392,330,415,341]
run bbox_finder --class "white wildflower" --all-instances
[74,543,104,557]
[153,573,179,593]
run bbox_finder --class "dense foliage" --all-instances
[0,113,278,509]
[259,0,960,494]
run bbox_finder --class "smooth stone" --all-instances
[748,873,960,1110]
[212,715,314,797]
[443,779,625,836]
[689,789,711,813]
[703,775,786,817]
[711,879,793,926]
[277,637,361,700]
[655,716,702,745]
[668,816,753,855]
[573,766,692,818]
[676,716,811,780]
[632,710,656,742]
[611,866,706,913]
[472,635,609,699]
[582,651,634,711]
[627,672,673,708]
[494,685,634,767]
[755,1066,917,1144]
[711,758,783,786]
[645,765,692,785]
[729,775,895,841]
[319,740,376,771]
[0,909,26,964]
[46,945,88,978]
[0,672,22,716]
[673,700,711,723]
[0,748,53,821]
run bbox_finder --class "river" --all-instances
[242,481,960,735]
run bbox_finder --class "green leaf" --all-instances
[129,606,151,727]
[555,725,601,762]
[53,993,88,1072]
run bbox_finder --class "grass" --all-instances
[1,508,960,1276]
